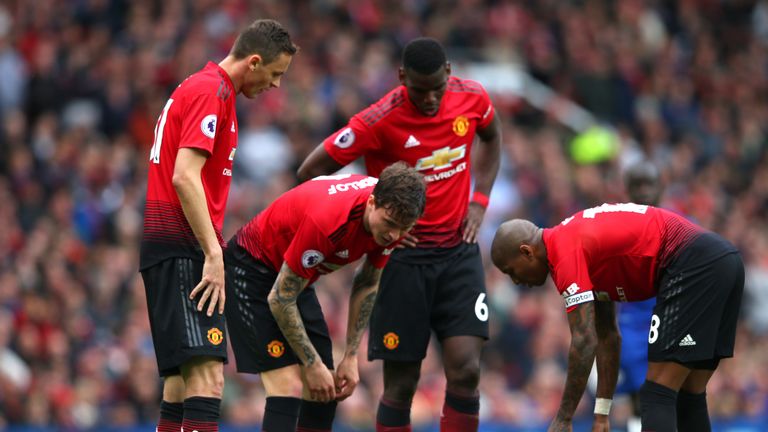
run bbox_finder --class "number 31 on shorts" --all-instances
[475,293,489,322]
[648,314,660,344]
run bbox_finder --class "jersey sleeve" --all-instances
[475,84,495,130]
[551,246,595,313]
[283,215,334,280]
[322,115,380,166]
[178,93,227,155]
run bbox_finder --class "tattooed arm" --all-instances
[592,300,620,431]
[345,259,381,356]
[268,263,336,401]
[335,258,382,401]
[267,263,317,365]
[549,300,599,432]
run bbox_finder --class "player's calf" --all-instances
[677,390,710,432]
[297,400,337,432]
[639,380,677,432]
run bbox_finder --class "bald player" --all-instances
[491,203,743,432]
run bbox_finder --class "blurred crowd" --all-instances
[0,0,767,429]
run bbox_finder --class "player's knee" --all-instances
[445,360,481,392]
[383,362,420,402]
[383,378,419,403]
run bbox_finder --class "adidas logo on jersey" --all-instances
[404,135,421,148]
[335,249,349,259]
[679,334,697,346]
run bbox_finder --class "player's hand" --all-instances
[591,414,610,432]
[189,249,226,316]
[303,361,336,402]
[462,202,486,243]
[334,355,359,401]
[396,232,418,248]
[547,417,573,432]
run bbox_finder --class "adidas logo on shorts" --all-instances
[679,334,697,346]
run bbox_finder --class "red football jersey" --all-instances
[236,174,393,283]
[323,77,495,248]
[543,204,704,311]
[141,62,238,269]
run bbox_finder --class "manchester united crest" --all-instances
[452,115,469,137]
[267,340,285,358]
[383,332,400,350]
[207,327,224,345]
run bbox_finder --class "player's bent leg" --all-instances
[640,362,690,432]
[376,361,421,432]
[261,365,303,432]
[158,374,185,432]
[295,366,337,432]
[676,368,715,432]
[180,356,224,432]
[440,336,483,432]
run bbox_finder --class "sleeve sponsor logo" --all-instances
[452,115,470,137]
[201,114,217,138]
[564,282,580,296]
[301,250,324,268]
[564,291,595,308]
[334,127,355,149]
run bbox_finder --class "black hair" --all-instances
[373,162,427,224]
[402,37,447,75]
[230,19,298,64]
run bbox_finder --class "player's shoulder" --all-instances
[446,76,486,95]
[358,87,408,127]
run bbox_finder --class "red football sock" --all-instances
[440,404,479,432]
[156,418,181,432]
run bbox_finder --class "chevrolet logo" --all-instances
[415,145,466,171]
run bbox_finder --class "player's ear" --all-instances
[398,67,406,85]
[519,244,534,260]
[445,62,451,75]
[368,194,377,208]
[249,54,263,70]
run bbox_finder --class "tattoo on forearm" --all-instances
[351,264,381,293]
[268,264,317,366]
[559,303,597,420]
[346,264,381,355]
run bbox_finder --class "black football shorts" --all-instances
[224,241,334,374]
[141,257,228,377]
[648,233,744,369]
[368,242,489,362]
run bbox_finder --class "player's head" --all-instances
[491,219,549,288]
[230,19,298,98]
[623,161,662,206]
[365,162,426,246]
[399,37,450,117]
